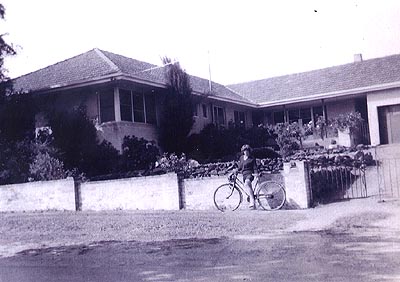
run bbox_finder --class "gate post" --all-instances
[283,161,312,209]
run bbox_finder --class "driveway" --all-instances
[0,197,399,281]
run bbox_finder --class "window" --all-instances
[213,106,225,126]
[193,103,198,117]
[119,88,157,124]
[120,89,133,121]
[234,110,246,127]
[133,92,145,122]
[145,94,157,124]
[99,90,115,123]
[299,108,312,125]
[288,109,300,123]
[202,104,208,118]
[288,108,312,125]
[273,111,285,124]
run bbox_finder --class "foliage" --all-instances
[0,138,33,185]
[159,57,194,154]
[186,124,276,162]
[156,153,195,175]
[27,132,73,181]
[0,3,16,89]
[186,124,236,162]
[0,94,37,142]
[121,136,160,172]
[157,157,283,179]
[271,122,301,158]
[330,111,364,132]
[252,147,280,159]
[314,115,327,139]
[29,152,69,181]
[48,106,120,177]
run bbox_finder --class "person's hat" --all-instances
[241,144,252,152]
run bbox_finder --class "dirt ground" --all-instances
[0,196,399,281]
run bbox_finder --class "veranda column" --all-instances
[114,87,121,122]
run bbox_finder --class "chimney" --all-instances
[354,53,363,62]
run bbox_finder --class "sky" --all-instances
[1,0,400,84]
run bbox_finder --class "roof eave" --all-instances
[13,72,122,94]
[17,73,257,107]
[257,81,400,108]
[201,94,256,107]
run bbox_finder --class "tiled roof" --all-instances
[13,49,252,104]
[13,49,119,92]
[100,50,252,103]
[228,54,400,104]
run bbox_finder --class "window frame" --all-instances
[213,106,226,126]
[193,103,198,117]
[118,88,157,125]
[99,89,115,123]
[273,110,285,125]
[202,104,208,118]
[234,110,246,127]
[119,89,133,122]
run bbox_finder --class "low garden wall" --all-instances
[0,161,321,212]
[79,173,180,211]
[0,177,76,212]
[183,176,227,210]
[182,172,299,210]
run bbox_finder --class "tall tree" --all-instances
[0,3,35,141]
[159,57,194,153]
[0,3,16,93]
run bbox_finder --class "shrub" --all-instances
[0,94,36,142]
[252,147,280,159]
[29,152,69,181]
[0,138,33,185]
[272,123,302,158]
[156,153,192,174]
[48,106,120,177]
[186,124,276,162]
[121,136,160,172]
[330,112,364,132]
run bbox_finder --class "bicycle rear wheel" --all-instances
[257,181,286,211]
[214,184,242,212]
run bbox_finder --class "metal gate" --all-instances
[307,159,368,205]
[375,145,400,201]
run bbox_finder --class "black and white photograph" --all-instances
[0,1,399,281]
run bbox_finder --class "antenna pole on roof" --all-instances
[208,50,212,93]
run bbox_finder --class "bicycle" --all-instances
[214,172,286,212]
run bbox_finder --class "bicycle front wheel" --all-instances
[257,181,286,211]
[214,184,242,212]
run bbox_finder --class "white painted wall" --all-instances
[283,161,312,209]
[367,88,400,145]
[80,173,180,211]
[99,121,158,150]
[0,178,76,212]
[183,176,227,210]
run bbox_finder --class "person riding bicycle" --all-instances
[232,144,259,210]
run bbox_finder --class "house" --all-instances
[12,50,400,150]
[13,48,255,150]
[229,53,400,147]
